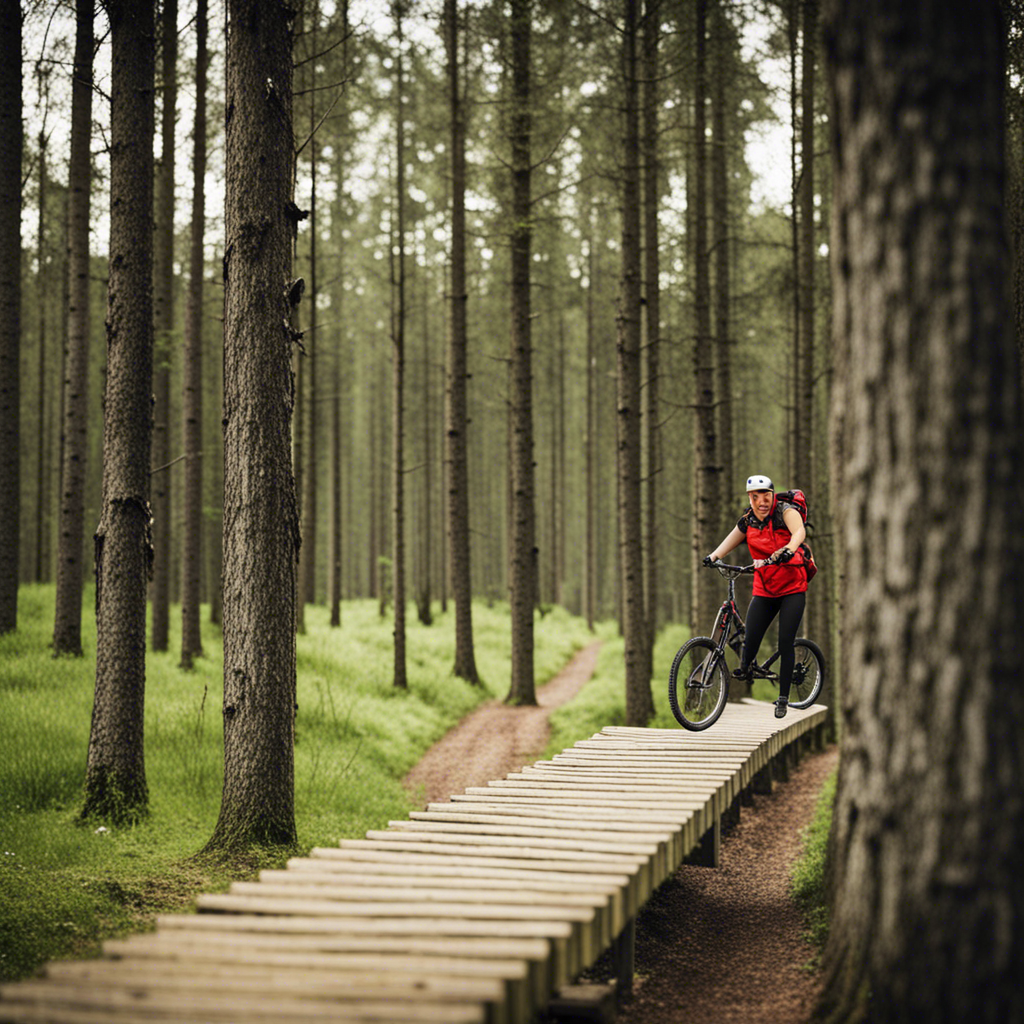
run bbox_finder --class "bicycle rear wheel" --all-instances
[786,638,825,708]
[668,637,729,730]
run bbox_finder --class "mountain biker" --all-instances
[703,474,808,719]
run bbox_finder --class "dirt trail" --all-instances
[403,641,603,807]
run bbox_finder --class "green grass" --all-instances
[0,584,604,983]
[791,762,837,961]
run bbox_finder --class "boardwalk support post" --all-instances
[686,816,721,868]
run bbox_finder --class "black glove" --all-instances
[775,548,794,564]
[703,554,715,567]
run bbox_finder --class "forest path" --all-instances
[402,640,603,807]
[402,641,835,1024]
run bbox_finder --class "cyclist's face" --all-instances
[748,489,774,520]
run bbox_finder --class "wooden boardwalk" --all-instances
[0,700,828,1024]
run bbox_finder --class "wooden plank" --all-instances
[0,983,487,1023]
[302,847,649,918]
[105,931,555,1014]
[454,789,706,810]
[362,827,661,858]
[43,961,507,1004]
[155,913,580,990]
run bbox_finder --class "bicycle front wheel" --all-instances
[786,638,825,708]
[668,637,729,730]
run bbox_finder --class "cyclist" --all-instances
[703,474,808,718]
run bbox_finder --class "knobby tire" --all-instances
[780,637,825,708]
[668,636,729,731]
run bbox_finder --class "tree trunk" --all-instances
[53,0,93,655]
[82,0,155,823]
[329,1,349,630]
[417,276,433,625]
[445,0,479,682]
[204,0,298,852]
[642,0,660,665]
[392,1,408,689]
[711,0,732,534]
[691,0,718,639]
[506,0,537,706]
[820,1,1024,1018]
[151,0,177,653]
[619,0,652,726]
[35,130,51,584]
[180,0,207,669]
[584,194,596,632]
[795,0,815,490]
[0,0,21,634]
[298,17,319,623]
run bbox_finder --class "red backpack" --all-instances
[771,489,817,581]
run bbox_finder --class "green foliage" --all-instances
[790,762,838,960]
[0,585,597,982]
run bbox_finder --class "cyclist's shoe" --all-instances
[774,696,789,719]
[732,666,750,681]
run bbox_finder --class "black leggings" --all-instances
[740,592,806,699]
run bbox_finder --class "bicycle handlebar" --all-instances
[706,559,756,577]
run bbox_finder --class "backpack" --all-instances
[769,488,818,582]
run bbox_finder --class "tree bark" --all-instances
[151,0,178,653]
[820,1,1024,1018]
[691,0,718,639]
[329,0,349,630]
[204,0,298,852]
[82,0,155,823]
[794,0,815,490]
[180,0,208,669]
[506,0,537,706]
[445,0,479,681]
[619,0,652,726]
[711,0,732,534]
[35,129,52,585]
[0,0,22,634]
[642,0,661,670]
[297,10,320,626]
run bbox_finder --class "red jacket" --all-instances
[738,497,809,598]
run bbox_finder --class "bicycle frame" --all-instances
[707,563,786,682]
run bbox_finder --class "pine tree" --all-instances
[204,0,299,852]
[82,0,156,823]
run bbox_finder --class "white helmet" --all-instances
[745,474,773,492]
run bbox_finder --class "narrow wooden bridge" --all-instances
[0,700,828,1024]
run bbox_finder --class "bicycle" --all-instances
[667,560,825,731]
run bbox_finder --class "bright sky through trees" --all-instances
[22,0,795,257]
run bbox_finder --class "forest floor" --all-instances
[402,642,837,1024]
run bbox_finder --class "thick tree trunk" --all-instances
[444,0,478,680]
[180,0,207,669]
[691,0,718,639]
[82,0,155,823]
[619,0,652,726]
[506,0,537,706]
[204,0,298,852]
[150,0,177,653]
[820,1,1024,1018]
[0,1,21,633]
